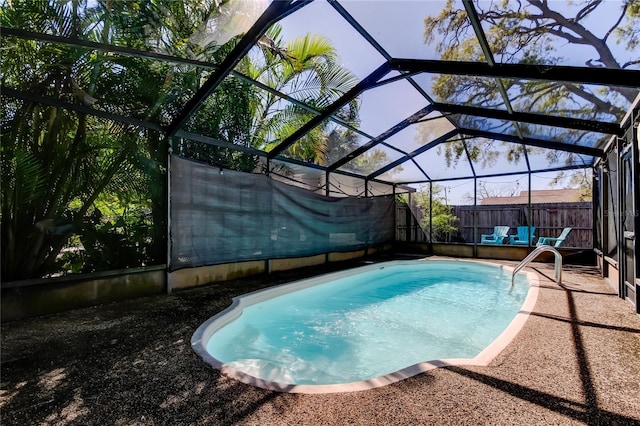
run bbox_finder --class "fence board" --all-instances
[396,204,428,243]
[451,202,592,247]
[395,201,592,248]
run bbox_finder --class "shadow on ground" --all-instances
[2,256,639,425]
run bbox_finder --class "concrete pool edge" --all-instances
[191,258,540,394]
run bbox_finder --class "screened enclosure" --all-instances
[1,0,639,311]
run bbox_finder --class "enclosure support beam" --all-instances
[617,136,625,300]
[473,177,478,257]
[528,173,533,249]
[166,140,174,294]
[604,162,611,268]
[524,147,533,249]
[462,0,524,141]
[600,164,608,278]
[402,163,590,185]
[325,171,330,197]
[273,155,395,186]
[592,167,599,265]
[632,108,640,313]
[166,0,311,137]
[393,185,397,242]
[3,86,163,131]
[463,141,477,178]
[330,1,391,60]
[268,63,392,159]
[412,159,432,182]
[332,0,463,137]
[367,130,459,180]
[433,103,623,137]
[429,182,433,244]
[328,104,436,172]
[1,27,216,69]
[389,59,640,89]
[3,28,381,142]
[175,130,264,156]
[461,128,605,158]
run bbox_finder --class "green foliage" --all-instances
[249,25,360,165]
[70,197,154,273]
[549,169,593,201]
[324,126,389,174]
[176,23,363,169]
[1,0,235,280]
[410,185,459,241]
[1,1,364,280]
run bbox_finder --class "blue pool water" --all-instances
[203,260,530,386]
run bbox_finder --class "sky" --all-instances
[242,0,624,203]
[72,0,631,204]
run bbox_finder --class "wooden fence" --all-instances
[396,203,428,243]
[396,202,593,248]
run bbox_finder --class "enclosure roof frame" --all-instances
[4,0,640,189]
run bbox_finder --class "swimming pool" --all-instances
[191,259,539,393]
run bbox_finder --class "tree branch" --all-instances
[563,84,625,118]
[603,2,628,43]
[576,0,601,22]
[529,0,622,69]
[541,26,589,45]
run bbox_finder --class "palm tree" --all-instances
[0,0,236,279]
[244,25,360,165]
[1,1,364,280]
[1,1,158,279]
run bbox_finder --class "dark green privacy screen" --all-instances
[170,156,395,270]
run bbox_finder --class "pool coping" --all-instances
[191,258,540,394]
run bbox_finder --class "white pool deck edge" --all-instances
[191,258,540,394]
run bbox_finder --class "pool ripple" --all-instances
[191,259,539,393]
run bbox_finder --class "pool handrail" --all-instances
[511,245,562,290]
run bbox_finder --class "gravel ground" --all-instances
[2,255,640,425]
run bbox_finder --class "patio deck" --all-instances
[1,256,639,425]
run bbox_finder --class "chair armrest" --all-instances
[538,237,560,245]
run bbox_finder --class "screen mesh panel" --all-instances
[170,156,394,270]
[606,148,619,260]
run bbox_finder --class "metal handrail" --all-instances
[511,245,562,289]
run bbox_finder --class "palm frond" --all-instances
[2,145,49,213]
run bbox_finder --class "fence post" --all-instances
[617,137,624,299]
[473,177,478,257]
[429,182,433,243]
[325,170,330,197]
[165,139,173,294]
[528,173,532,248]
[393,184,397,242]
